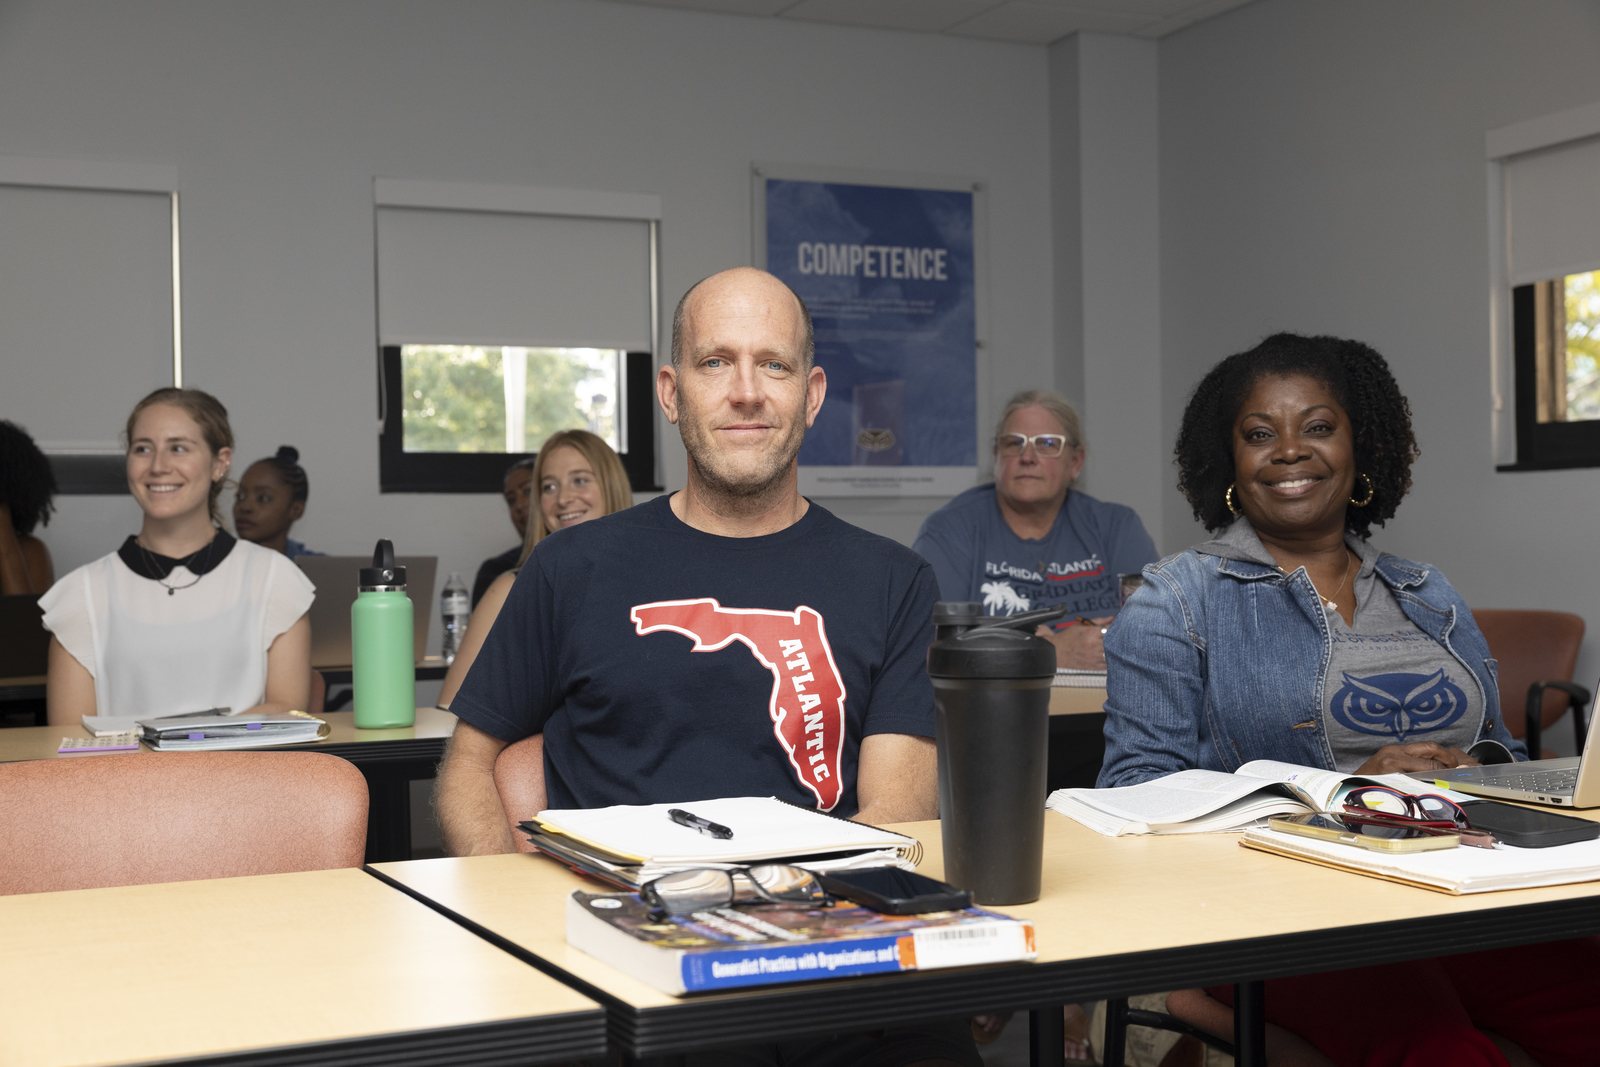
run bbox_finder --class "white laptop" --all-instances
[1409,692,1600,809]
[295,555,438,669]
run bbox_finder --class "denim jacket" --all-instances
[1098,521,1524,787]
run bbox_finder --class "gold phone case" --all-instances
[1269,814,1459,853]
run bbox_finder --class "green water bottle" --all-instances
[352,539,415,729]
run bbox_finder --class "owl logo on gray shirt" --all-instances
[1329,669,1468,741]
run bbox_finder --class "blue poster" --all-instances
[764,179,976,496]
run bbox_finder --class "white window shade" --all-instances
[376,207,652,350]
[0,184,173,447]
[1505,133,1600,285]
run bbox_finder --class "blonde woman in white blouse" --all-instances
[43,388,314,724]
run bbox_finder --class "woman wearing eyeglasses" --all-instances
[913,390,1158,672]
[1100,334,1598,1066]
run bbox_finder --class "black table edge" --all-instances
[366,864,1600,1057]
[280,738,448,764]
[121,1011,607,1067]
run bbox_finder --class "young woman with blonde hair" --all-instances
[42,388,314,724]
[437,429,631,709]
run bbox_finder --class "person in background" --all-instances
[0,420,57,595]
[471,457,536,609]
[233,445,323,559]
[913,390,1157,670]
[1104,333,1599,1066]
[42,388,314,724]
[436,429,631,710]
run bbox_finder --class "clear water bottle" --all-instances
[440,572,470,665]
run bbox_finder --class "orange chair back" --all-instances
[493,734,546,854]
[0,751,368,895]
[1471,609,1585,744]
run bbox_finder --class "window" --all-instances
[1490,110,1600,470]
[1510,272,1600,469]
[373,179,662,492]
[400,345,622,454]
[380,346,659,492]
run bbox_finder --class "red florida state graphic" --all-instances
[630,598,847,810]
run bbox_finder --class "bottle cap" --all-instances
[359,539,407,590]
[925,600,1068,679]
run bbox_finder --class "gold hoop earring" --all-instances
[1350,473,1374,508]
[1226,484,1242,516]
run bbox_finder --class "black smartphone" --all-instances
[817,868,972,914]
[1459,800,1600,848]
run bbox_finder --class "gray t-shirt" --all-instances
[1323,545,1484,771]
[1197,519,1485,772]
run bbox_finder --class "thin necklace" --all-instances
[137,535,215,596]
[1282,550,1357,613]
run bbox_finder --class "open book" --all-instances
[1048,760,1473,836]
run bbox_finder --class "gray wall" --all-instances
[0,0,1054,624]
[1160,0,1600,750]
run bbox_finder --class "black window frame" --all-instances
[1501,282,1600,471]
[378,344,662,493]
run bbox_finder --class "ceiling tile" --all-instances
[1044,0,1200,17]
[609,0,797,15]
[946,1,1148,43]
[1135,0,1257,37]
[778,0,1002,34]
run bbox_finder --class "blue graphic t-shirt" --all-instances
[911,485,1158,623]
[1323,553,1485,770]
[449,495,940,816]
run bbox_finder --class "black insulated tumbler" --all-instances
[927,600,1067,905]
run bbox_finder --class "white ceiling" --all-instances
[588,0,1256,44]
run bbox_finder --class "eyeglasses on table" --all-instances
[640,864,833,917]
[1342,785,1496,848]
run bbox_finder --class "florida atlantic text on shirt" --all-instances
[632,599,847,810]
[979,555,1118,618]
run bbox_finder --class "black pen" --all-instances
[669,807,734,840]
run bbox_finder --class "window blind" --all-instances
[376,207,652,350]
[0,184,173,446]
[1505,132,1600,285]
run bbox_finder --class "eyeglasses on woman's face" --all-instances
[994,433,1070,458]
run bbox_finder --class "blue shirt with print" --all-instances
[912,486,1158,623]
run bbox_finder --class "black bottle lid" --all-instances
[359,539,407,589]
[926,600,1066,680]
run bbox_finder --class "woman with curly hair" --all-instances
[1101,333,1600,1066]
[0,420,57,595]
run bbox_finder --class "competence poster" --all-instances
[763,178,977,496]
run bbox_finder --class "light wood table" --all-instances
[1048,686,1105,717]
[372,811,1600,1066]
[0,866,603,1067]
[0,708,458,863]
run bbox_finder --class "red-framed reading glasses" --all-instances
[1342,786,1497,848]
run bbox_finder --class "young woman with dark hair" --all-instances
[0,419,58,595]
[41,389,314,724]
[233,445,323,558]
